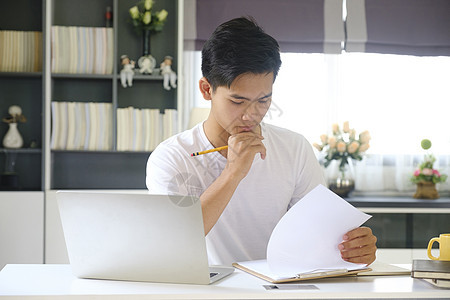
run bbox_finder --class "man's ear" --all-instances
[199,77,212,100]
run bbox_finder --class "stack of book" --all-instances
[412,259,450,288]
[51,26,113,74]
[0,30,42,72]
[116,107,177,152]
[51,101,113,151]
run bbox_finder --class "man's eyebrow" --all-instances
[229,92,272,101]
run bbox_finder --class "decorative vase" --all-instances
[413,181,439,199]
[3,123,23,149]
[138,29,156,74]
[143,29,151,56]
[327,159,355,198]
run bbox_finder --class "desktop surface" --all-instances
[1,264,449,299]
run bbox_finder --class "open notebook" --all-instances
[233,184,373,282]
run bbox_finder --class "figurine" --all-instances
[120,55,135,88]
[2,105,26,149]
[160,55,177,90]
[138,55,156,74]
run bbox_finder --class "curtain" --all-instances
[352,154,450,195]
[346,0,450,56]
[184,0,345,54]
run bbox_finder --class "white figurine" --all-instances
[160,56,177,90]
[120,55,135,88]
[138,55,156,74]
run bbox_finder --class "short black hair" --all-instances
[201,17,282,91]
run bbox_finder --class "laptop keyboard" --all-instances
[209,272,218,278]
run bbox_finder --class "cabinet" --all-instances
[0,192,44,269]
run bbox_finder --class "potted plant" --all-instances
[411,139,447,199]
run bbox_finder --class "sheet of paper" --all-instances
[266,184,371,277]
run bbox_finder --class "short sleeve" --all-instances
[289,137,326,209]
[146,144,190,196]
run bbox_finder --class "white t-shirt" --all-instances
[146,122,326,265]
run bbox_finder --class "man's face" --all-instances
[209,72,273,136]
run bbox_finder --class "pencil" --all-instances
[191,145,228,157]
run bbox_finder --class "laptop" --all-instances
[57,191,234,284]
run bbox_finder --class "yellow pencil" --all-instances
[191,145,228,157]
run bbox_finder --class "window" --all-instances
[267,52,450,156]
[189,52,450,194]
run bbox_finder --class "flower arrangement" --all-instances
[411,139,447,184]
[129,0,168,34]
[2,105,26,124]
[313,121,371,171]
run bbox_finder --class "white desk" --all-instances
[0,264,449,299]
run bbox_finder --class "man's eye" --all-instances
[231,100,244,104]
[259,98,271,104]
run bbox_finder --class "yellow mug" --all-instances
[427,233,450,261]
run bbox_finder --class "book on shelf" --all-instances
[412,259,450,280]
[162,109,178,141]
[0,30,42,72]
[51,26,113,74]
[116,107,169,152]
[51,101,113,151]
[66,102,77,150]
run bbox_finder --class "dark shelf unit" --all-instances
[49,0,178,189]
[0,0,45,191]
[1,0,178,190]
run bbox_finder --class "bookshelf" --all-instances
[47,0,179,190]
[0,0,44,191]
[1,0,180,191]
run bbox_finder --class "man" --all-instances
[146,17,377,266]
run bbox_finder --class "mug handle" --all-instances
[427,238,440,260]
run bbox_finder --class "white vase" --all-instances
[3,123,24,149]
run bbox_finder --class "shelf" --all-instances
[131,73,164,80]
[0,72,42,78]
[52,73,114,79]
[0,148,42,154]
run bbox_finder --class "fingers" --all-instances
[339,227,377,265]
[223,131,266,181]
[228,132,266,159]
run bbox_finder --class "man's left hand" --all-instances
[338,227,377,265]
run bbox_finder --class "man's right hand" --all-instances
[224,131,266,181]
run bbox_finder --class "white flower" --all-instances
[144,0,153,10]
[143,11,151,24]
[157,9,168,22]
[9,105,22,116]
[129,6,139,19]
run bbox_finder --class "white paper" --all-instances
[266,184,371,277]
